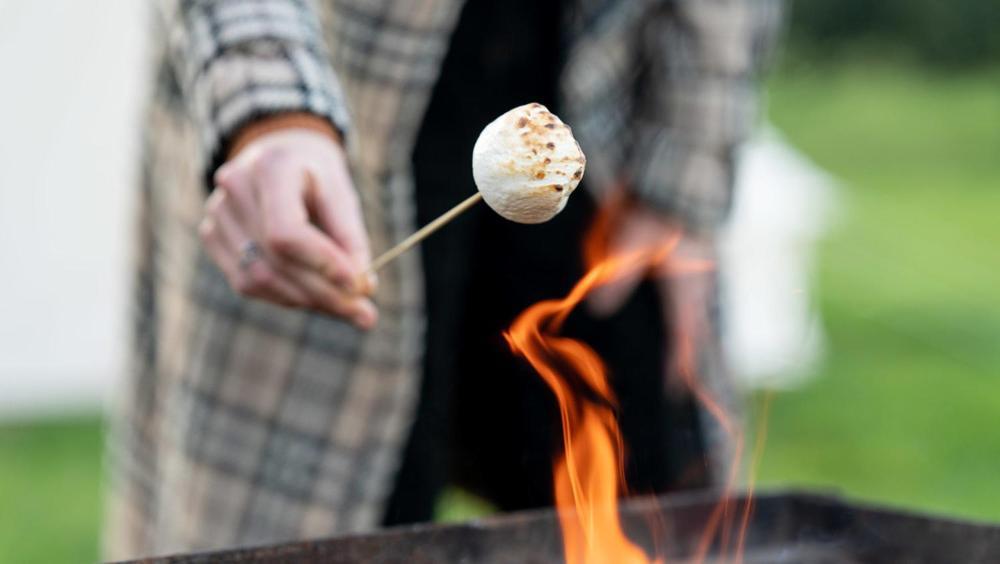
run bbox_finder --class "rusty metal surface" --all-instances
[117,490,1000,563]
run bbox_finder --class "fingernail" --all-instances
[354,300,378,330]
[350,271,378,297]
[365,272,379,295]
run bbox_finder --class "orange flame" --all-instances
[504,197,761,564]
[505,243,670,564]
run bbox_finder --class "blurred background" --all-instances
[1,0,998,561]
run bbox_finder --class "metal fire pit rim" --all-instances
[113,488,1000,564]
[111,489,774,563]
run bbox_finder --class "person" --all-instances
[105,0,780,558]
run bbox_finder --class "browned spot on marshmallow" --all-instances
[573,168,583,179]
[543,157,551,164]
[546,142,555,149]
[544,123,556,129]
[552,184,564,192]
[516,117,528,128]
[535,171,546,179]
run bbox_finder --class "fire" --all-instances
[505,243,669,564]
[504,197,758,564]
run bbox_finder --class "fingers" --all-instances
[237,261,313,307]
[310,171,378,293]
[308,163,371,268]
[298,148,375,293]
[200,193,312,307]
[204,144,379,329]
[278,260,378,329]
[201,203,375,325]
[253,152,361,290]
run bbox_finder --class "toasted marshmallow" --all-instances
[472,103,586,224]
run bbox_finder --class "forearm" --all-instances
[226,112,341,160]
[155,0,351,185]
[629,0,783,234]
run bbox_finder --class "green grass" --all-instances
[0,416,103,563]
[2,60,999,562]
[755,61,1000,520]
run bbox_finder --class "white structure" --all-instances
[722,127,840,388]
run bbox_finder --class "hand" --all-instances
[586,203,716,389]
[199,127,377,329]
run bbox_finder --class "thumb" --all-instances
[309,167,375,293]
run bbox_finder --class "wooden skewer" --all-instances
[366,192,483,275]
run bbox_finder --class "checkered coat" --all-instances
[105,0,780,559]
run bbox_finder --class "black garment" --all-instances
[383,0,708,526]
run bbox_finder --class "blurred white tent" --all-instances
[0,0,835,419]
[722,127,840,388]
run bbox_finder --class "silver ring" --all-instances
[239,241,263,271]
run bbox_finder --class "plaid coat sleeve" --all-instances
[629,0,782,233]
[157,0,352,182]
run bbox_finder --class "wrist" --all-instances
[226,112,342,160]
